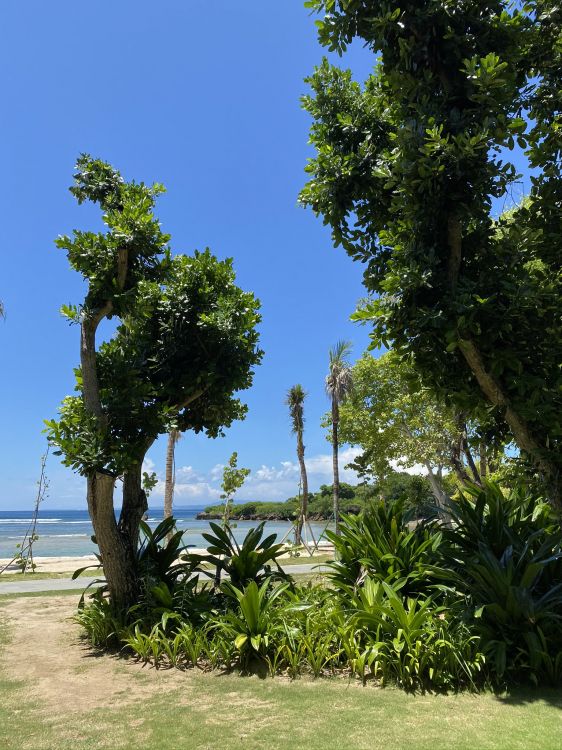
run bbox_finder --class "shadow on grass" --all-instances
[493,686,562,708]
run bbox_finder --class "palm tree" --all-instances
[163,429,181,523]
[286,385,309,546]
[326,341,353,535]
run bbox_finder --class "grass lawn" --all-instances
[1,594,561,750]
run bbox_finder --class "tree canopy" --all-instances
[301,1,562,505]
[47,155,263,605]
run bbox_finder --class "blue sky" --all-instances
[0,1,378,510]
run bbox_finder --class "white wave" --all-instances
[0,519,62,524]
[7,533,89,539]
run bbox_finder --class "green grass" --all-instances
[1,596,562,750]
[0,666,561,750]
[0,569,99,582]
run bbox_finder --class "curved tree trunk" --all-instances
[447,217,561,508]
[332,399,340,536]
[295,431,309,546]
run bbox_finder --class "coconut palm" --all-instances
[163,429,181,524]
[285,384,309,546]
[326,341,353,535]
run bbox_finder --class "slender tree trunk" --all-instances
[479,441,488,479]
[462,434,482,485]
[332,399,340,536]
[164,430,179,522]
[88,473,138,608]
[295,431,309,545]
[450,432,472,485]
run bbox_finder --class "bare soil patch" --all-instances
[0,595,188,715]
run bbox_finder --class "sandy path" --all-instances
[0,595,187,715]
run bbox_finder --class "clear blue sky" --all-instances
[0,1,377,510]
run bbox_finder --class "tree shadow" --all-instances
[493,686,562,709]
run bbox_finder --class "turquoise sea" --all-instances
[0,508,329,559]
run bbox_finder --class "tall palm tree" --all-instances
[326,341,353,535]
[286,385,309,546]
[163,429,181,523]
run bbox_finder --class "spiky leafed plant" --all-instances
[163,429,181,525]
[286,384,309,546]
[326,341,353,535]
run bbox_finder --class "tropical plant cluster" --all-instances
[76,482,562,690]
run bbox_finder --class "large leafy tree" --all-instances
[286,384,309,544]
[301,1,562,507]
[338,351,504,509]
[325,340,353,534]
[47,156,262,607]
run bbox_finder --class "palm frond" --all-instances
[326,341,353,402]
[285,384,306,434]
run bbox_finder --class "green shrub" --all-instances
[444,482,562,685]
[326,500,444,598]
[190,522,290,589]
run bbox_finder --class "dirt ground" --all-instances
[0,596,188,715]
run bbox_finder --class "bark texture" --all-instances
[295,430,309,545]
[458,338,561,507]
[87,473,138,606]
[164,430,179,522]
[331,399,340,536]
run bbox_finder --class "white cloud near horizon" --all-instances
[143,447,367,506]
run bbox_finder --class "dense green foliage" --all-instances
[46,156,263,606]
[202,475,435,521]
[301,1,562,503]
[77,482,562,690]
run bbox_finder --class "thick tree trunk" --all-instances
[332,400,340,536]
[295,432,309,546]
[88,473,138,608]
[120,463,148,552]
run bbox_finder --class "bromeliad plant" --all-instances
[190,521,289,590]
[326,500,444,598]
[443,483,562,684]
[351,580,484,690]
[214,579,290,667]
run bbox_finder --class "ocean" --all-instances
[0,508,329,559]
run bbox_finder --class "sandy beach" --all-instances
[0,543,334,574]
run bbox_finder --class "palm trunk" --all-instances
[332,399,340,536]
[164,430,178,521]
[295,431,309,545]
